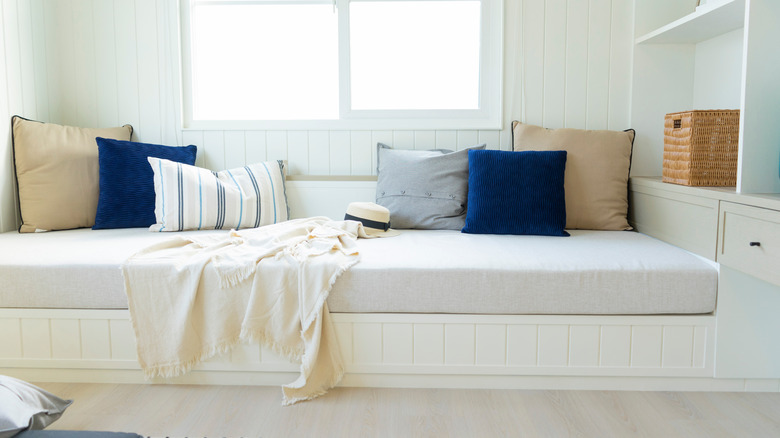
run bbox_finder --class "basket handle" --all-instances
[673,119,682,129]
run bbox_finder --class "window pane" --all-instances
[350,1,481,111]
[191,3,338,120]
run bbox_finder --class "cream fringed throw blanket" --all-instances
[122,217,369,405]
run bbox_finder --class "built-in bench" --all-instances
[0,181,724,391]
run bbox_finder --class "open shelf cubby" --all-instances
[630,0,780,194]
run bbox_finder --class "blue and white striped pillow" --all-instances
[147,157,289,232]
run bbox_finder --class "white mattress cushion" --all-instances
[0,228,717,314]
[329,229,717,314]
[0,228,227,309]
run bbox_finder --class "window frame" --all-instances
[180,0,503,130]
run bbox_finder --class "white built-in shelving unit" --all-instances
[630,0,780,194]
[629,0,780,380]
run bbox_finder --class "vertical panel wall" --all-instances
[0,0,14,232]
[0,0,634,230]
[737,0,780,194]
[0,0,50,232]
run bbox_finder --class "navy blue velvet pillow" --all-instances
[93,138,197,229]
[462,149,569,236]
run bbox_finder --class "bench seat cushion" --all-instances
[0,228,717,314]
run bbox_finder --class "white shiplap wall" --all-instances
[0,0,11,233]
[0,0,634,232]
[0,0,41,233]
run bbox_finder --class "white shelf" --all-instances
[636,0,745,44]
[630,177,780,211]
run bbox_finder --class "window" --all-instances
[181,0,502,130]
[188,3,338,120]
[349,1,480,111]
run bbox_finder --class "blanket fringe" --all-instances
[141,336,245,380]
[141,326,343,407]
[141,330,306,381]
[282,362,346,406]
[239,328,304,363]
[216,262,257,289]
[300,256,361,332]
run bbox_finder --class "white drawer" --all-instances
[718,202,780,287]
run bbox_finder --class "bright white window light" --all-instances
[182,0,501,129]
[349,1,481,110]
[191,3,338,120]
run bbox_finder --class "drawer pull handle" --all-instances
[749,241,761,247]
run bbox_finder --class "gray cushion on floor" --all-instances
[15,432,142,438]
[0,376,72,438]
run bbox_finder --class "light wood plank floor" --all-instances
[36,383,780,437]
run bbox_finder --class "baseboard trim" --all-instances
[3,367,778,393]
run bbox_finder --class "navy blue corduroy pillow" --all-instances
[93,138,197,229]
[462,149,569,236]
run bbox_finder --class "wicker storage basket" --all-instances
[663,109,740,186]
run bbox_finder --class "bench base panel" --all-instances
[0,309,738,390]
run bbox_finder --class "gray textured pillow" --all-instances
[376,143,485,230]
[0,376,72,438]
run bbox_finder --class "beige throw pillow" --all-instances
[12,116,133,232]
[512,122,634,231]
